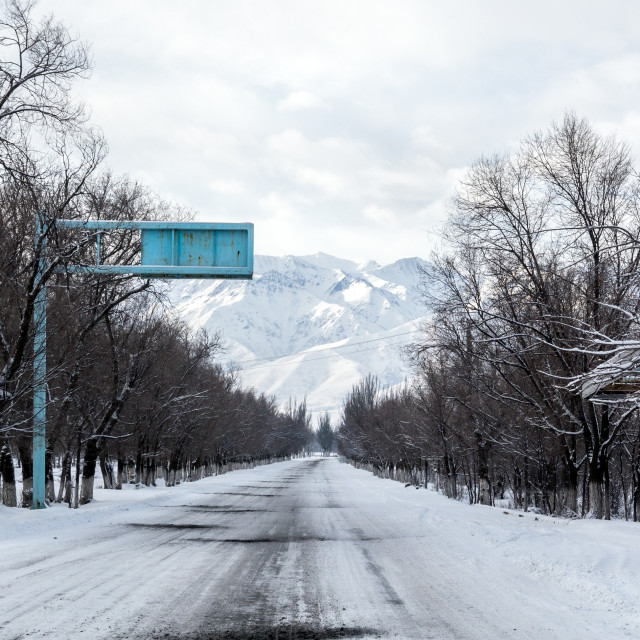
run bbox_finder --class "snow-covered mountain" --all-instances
[168,253,430,420]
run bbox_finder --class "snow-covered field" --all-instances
[1,457,639,639]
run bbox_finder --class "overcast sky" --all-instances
[39,1,640,264]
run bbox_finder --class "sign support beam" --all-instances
[30,218,253,509]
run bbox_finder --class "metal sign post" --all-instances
[32,214,47,509]
[31,219,253,509]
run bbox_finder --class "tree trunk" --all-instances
[57,451,72,504]
[523,456,530,513]
[587,406,610,520]
[0,443,17,507]
[633,462,640,522]
[619,451,628,521]
[80,437,99,504]
[588,456,605,519]
[443,453,457,499]
[512,464,522,509]
[73,428,82,509]
[99,451,115,490]
[135,446,142,487]
[543,462,556,515]
[116,454,125,490]
[45,442,55,503]
[168,452,180,487]
[604,463,611,521]
[556,455,579,517]
[476,432,492,506]
[150,458,157,487]
[143,458,152,486]
[17,441,33,508]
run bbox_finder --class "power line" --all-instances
[237,338,416,372]
[230,328,422,368]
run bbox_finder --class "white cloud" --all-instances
[36,0,640,264]
[259,192,297,221]
[411,125,447,151]
[210,180,243,195]
[535,54,640,122]
[266,129,309,157]
[278,91,328,112]
[363,204,397,226]
[293,168,343,195]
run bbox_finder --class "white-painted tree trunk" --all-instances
[80,474,94,504]
[21,477,33,508]
[2,482,16,507]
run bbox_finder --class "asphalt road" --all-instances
[0,457,603,640]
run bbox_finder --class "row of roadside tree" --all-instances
[0,1,314,509]
[338,113,640,521]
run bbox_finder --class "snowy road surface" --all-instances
[1,457,639,639]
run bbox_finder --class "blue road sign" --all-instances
[57,220,254,279]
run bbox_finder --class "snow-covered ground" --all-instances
[1,457,639,639]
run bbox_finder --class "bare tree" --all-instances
[0,0,105,480]
[423,113,640,518]
[335,115,640,521]
[316,413,334,455]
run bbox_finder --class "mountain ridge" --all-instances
[168,253,430,418]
